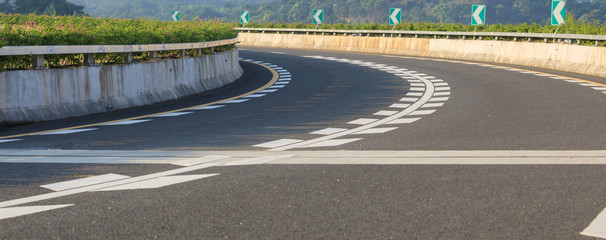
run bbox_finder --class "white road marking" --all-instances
[354,127,398,135]
[374,110,399,116]
[410,83,425,87]
[224,155,296,166]
[422,103,444,108]
[390,103,411,109]
[191,105,226,110]
[259,89,279,93]
[409,87,425,92]
[430,79,444,83]
[94,175,218,191]
[407,92,423,97]
[550,77,571,80]
[434,82,449,86]
[407,79,423,83]
[434,92,451,96]
[534,74,552,77]
[243,94,267,98]
[279,78,292,81]
[152,112,192,117]
[102,120,152,126]
[408,110,437,116]
[348,118,379,125]
[270,51,286,54]
[254,139,304,148]
[34,128,97,135]
[386,118,421,124]
[0,139,22,143]
[580,83,599,87]
[430,97,450,102]
[277,70,289,73]
[311,128,348,135]
[0,205,74,220]
[435,87,451,91]
[298,138,363,148]
[275,81,290,85]
[268,85,286,89]
[41,173,130,192]
[565,80,584,83]
[171,155,230,167]
[603,92,606,94]
[581,207,606,239]
[400,97,419,102]
[223,99,251,104]
[592,87,606,91]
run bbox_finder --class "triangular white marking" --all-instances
[93,174,219,191]
[298,138,362,148]
[311,128,348,135]
[41,173,130,192]
[0,204,74,220]
[254,139,303,148]
[354,128,398,135]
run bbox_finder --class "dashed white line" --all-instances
[223,99,251,104]
[407,92,424,97]
[400,97,419,102]
[34,129,98,135]
[102,120,152,126]
[243,94,267,98]
[374,110,399,116]
[311,128,349,135]
[0,139,22,143]
[354,127,398,135]
[434,92,451,96]
[152,112,193,117]
[348,118,379,125]
[191,105,225,110]
[390,103,411,109]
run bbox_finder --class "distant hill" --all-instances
[67,0,606,25]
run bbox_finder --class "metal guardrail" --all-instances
[0,37,239,69]
[236,27,606,45]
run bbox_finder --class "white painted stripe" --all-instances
[580,83,600,87]
[268,85,286,89]
[519,71,536,74]
[406,80,423,83]
[280,75,292,78]
[390,103,411,109]
[94,175,218,191]
[603,91,606,94]
[354,127,398,135]
[565,80,584,83]
[311,128,348,135]
[534,74,552,77]
[223,99,251,104]
[275,81,290,85]
[422,103,444,108]
[430,79,444,83]
[434,92,451,96]
[152,112,192,117]
[273,67,284,70]
[0,205,74,220]
[386,118,421,124]
[407,92,423,97]
[409,110,437,116]
[254,139,303,148]
[41,173,130,192]
[277,70,289,72]
[410,83,425,87]
[491,66,509,69]
[430,97,450,102]
[409,87,425,92]
[435,87,451,91]
[270,51,286,54]
[191,105,225,110]
[297,138,362,148]
[550,77,571,80]
[224,155,296,166]
[243,94,267,98]
[505,68,521,71]
[400,97,419,102]
[423,76,436,79]
[35,128,97,135]
[348,118,379,125]
[591,87,606,91]
[434,82,449,86]
[258,89,279,93]
[279,78,292,81]
[171,155,231,167]
[102,120,152,126]
[581,207,606,239]
[374,110,399,116]
[0,139,22,143]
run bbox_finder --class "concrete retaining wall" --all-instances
[238,33,606,78]
[0,50,243,125]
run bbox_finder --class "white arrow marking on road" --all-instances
[241,11,249,24]
[553,1,565,25]
[390,8,401,24]
[314,10,323,24]
[473,5,485,25]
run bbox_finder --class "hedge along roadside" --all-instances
[0,14,238,70]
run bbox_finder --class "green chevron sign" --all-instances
[240,10,250,24]
[171,11,180,22]
[471,5,486,25]
[389,8,402,25]
[551,0,566,26]
[313,9,324,25]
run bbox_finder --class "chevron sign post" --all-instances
[171,11,180,22]
[551,0,566,26]
[389,8,402,25]
[313,9,324,25]
[471,5,486,25]
[240,10,250,24]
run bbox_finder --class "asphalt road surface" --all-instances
[1,47,606,239]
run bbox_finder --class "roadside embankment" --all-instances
[0,51,243,125]
[238,33,606,78]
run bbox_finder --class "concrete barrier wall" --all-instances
[0,50,243,125]
[238,33,606,78]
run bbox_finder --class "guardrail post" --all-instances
[180,50,187,58]
[596,41,600,46]
[197,49,202,56]
[32,55,44,69]
[495,36,499,41]
[151,51,158,59]
[84,53,94,66]
[513,37,517,41]
[125,53,133,63]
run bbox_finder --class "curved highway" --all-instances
[1,47,606,239]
